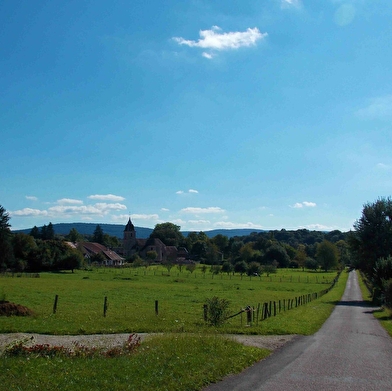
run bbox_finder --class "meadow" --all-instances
[1,266,340,335]
[0,267,349,391]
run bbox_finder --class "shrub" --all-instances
[383,279,392,308]
[204,296,230,326]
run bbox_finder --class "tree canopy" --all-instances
[150,222,184,247]
[349,197,392,276]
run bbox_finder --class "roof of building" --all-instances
[79,242,124,261]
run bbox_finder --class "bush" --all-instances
[383,279,392,308]
[204,296,230,326]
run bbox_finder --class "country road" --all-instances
[204,271,392,391]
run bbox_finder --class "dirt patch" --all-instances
[0,301,34,317]
[0,333,297,355]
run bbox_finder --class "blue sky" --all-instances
[1,0,391,232]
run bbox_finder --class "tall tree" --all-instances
[30,226,41,239]
[295,244,307,270]
[93,224,104,244]
[0,205,14,269]
[66,228,82,242]
[316,240,338,271]
[349,197,392,276]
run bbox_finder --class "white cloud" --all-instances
[57,198,83,205]
[213,221,264,229]
[25,196,38,201]
[301,224,335,231]
[202,52,213,59]
[48,205,102,215]
[11,208,48,217]
[161,208,170,212]
[180,207,226,214]
[291,201,317,208]
[88,194,125,201]
[177,189,199,194]
[356,95,392,120]
[173,26,267,58]
[188,219,211,225]
[131,214,159,220]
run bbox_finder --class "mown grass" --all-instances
[356,270,392,337]
[0,267,339,334]
[1,334,269,391]
[0,268,349,391]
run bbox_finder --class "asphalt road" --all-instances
[204,271,392,391]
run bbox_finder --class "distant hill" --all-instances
[13,223,265,239]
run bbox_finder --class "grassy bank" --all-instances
[1,334,269,391]
[356,270,392,337]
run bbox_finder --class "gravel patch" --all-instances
[0,333,297,354]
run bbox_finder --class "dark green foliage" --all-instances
[65,228,82,242]
[305,258,319,271]
[263,244,290,267]
[373,256,392,291]
[29,226,40,239]
[349,197,392,276]
[382,279,392,308]
[92,225,104,244]
[261,263,277,276]
[0,205,14,269]
[204,296,230,326]
[316,240,338,271]
[150,222,184,247]
[221,261,233,275]
[247,261,261,276]
[234,260,247,275]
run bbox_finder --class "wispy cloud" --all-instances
[173,26,267,59]
[291,201,317,209]
[161,208,170,212]
[131,214,159,220]
[214,221,264,229]
[11,208,48,217]
[88,194,125,201]
[181,207,226,214]
[356,95,392,120]
[176,189,199,195]
[25,196,38,201]
[280,0,302,9]
[11,203,127,218]
[57,198,83,205]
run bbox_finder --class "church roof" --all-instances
[124,217,135,232]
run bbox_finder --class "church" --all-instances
[120,217,189,263]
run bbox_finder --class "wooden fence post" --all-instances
[155,300,159,316]
[53,294,58,314]
[203,304,208,322]
[103,296,108,317]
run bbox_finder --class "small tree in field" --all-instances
[146,250,158,264]
[204,296,230,326]
[317,240,338,271]
[186,263,196,274]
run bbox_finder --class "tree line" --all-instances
[2,196,392,298]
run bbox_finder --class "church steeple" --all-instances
[123,217,136,257]
[124,217,135,232]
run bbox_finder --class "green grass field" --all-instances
[0,267,339,334]
[0,268,349,391]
